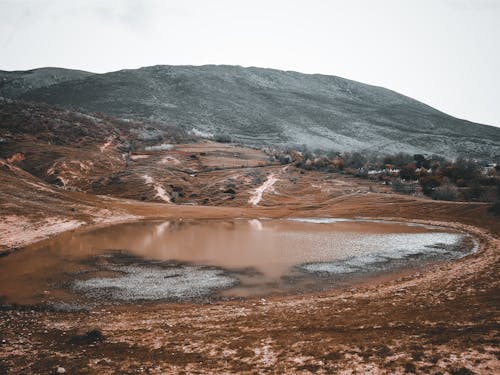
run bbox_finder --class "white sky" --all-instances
[1,0,499,127]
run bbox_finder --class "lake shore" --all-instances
[1,192,498,374]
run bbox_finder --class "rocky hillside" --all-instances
[3,65,499,159]
[0,99,194,189]
[0,67,93,98]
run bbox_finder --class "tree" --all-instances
[413,154,425,168]
[344,152,366,169]
[399,164,417,181]
[419,175,442,196]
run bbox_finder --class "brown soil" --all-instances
[0,134,499,373]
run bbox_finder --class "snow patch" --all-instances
[144,143,174,151]
[99,137,114,153]
[253,339,277,366]
[289,217,352,224]
[248,174,278,205]
[142,174,154,184]
[142,175,171,203]
[130,154,150,160]
[91,212,141,225]
[189,128,214,139]
[300,232,466,275]
[154,185,171,203]
[74,264,237,301]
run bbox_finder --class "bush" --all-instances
[444,158,480,181]
[399,164,417,180]
[343,152,366,169]
[431,184,458,201]
[214,134,232,143]
[278,154,292,165]
[419,175,442,196]
[68,329,105,345]
[462,183,485,201]
[450,367,475,375]
[489,202,500,216]
[392,182,417,195]
[390,152,414,168]
[404,362,417,374]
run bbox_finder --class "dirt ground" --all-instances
[0,140,499,374]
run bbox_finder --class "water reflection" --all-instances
[0,218,472,304]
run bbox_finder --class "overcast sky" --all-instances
[1,0,499,127]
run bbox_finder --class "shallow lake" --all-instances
[0,218,476,306]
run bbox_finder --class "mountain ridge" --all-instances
[0,67,94,98]
[2,64,498,159]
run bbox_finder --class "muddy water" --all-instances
[0,218,474,305]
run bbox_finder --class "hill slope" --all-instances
[6,65,499,159]
[0,67,94,99]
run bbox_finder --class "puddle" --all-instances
[0,218,475,305]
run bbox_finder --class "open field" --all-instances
[0,131,499,374]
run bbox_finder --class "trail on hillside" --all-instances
[248,174,278,205]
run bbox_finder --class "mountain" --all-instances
[0,67,94,99]
[4,65,499,159]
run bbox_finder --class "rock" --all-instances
[56,367,66,374]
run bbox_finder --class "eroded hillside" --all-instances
[0,100,389,251]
